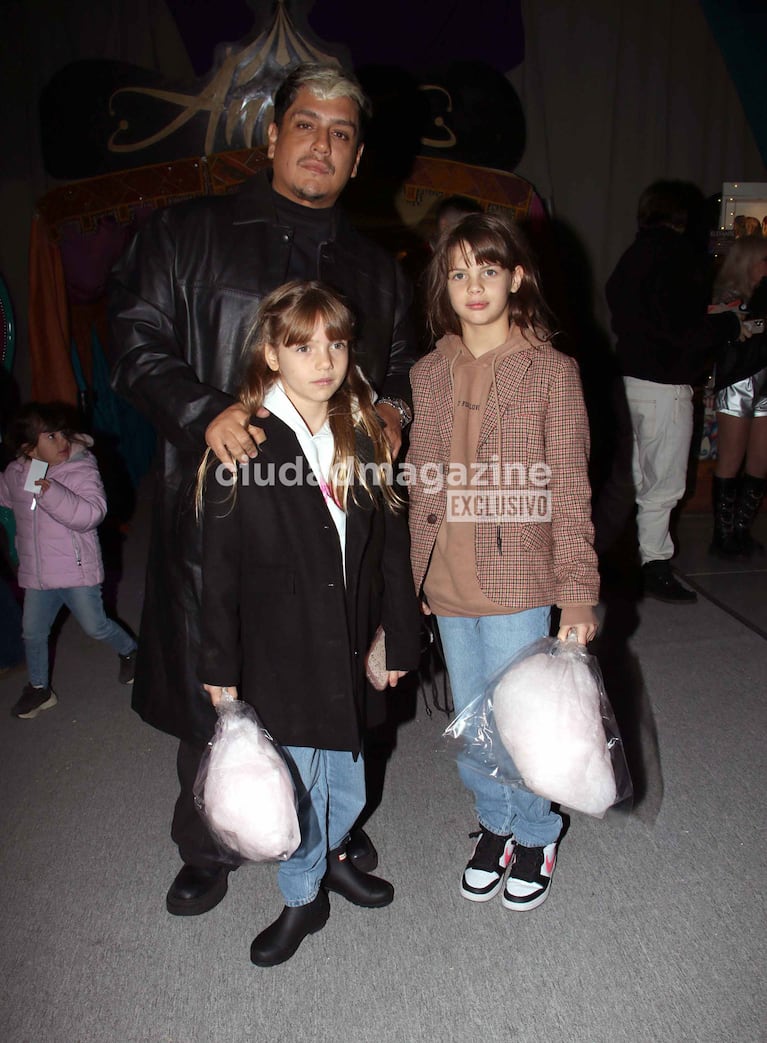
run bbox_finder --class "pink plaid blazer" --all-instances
[407,342,599,610]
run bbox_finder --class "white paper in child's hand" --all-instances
[24,459,48,493]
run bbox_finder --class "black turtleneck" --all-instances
[271,189,336,282]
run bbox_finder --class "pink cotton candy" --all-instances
[202,706,300,862]
[493,651,617,818]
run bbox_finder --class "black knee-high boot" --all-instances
[710,476,740,557]
[734,473,766,555]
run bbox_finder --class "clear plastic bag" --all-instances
[444,636,632,818]
[194,695,301,862]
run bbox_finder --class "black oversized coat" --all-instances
[198,417,421,755]
[107,171,416,742]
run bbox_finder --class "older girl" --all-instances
[408,214,599,912]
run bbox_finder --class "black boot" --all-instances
[734,473,766,556]
[709,476,740,557]
[641,560,697,603]
[250,891,330,967]
[166,864,231,916]
[323,844,394,907]
[346,826,378,873]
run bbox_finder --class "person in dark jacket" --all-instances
[605,180,748,603]
[199,282,420,966]
[107,63,417,917]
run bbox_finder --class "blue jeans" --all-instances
[22,585,137,688]
[437,608,562,847]
[277,746,366,907]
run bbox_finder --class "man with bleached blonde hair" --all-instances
[109,61,416,932]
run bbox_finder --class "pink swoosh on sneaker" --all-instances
[545,852,556,874]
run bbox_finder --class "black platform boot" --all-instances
[709,475,740,557]
[322,843,394,907]
[734,473,766,556]
[250,891,330,967]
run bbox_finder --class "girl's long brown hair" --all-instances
[424,212,555,342]
[197,281,401,513]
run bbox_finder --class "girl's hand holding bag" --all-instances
[444,636,632,818]
[194,692,300,862]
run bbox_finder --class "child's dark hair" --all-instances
[425,212,554,342]
[8,401,80,458]
[434,194,483,229]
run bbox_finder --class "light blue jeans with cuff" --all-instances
[278,746,366,907]
[22,584,137,688]
[437,607,562,848]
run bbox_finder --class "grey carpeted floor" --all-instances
[1,496,765,1043]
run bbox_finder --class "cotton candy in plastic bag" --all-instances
[444,636,632,818]
[194,695,300,862]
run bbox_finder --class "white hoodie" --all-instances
[262,381,347,579]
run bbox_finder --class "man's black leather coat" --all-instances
[108,171,416,743]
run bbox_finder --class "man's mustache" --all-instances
[299,155,334,175]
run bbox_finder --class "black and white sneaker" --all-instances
[460,827,515,902]
[502,841,557,911]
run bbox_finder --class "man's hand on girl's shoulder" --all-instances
[205,404,269,473]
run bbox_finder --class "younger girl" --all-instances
[408,214,600,912]
[0,402,137,719]
[198,281,420,967]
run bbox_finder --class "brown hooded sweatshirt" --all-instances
[423,330,596,630]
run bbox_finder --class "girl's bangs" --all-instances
[449,228,511,271]
[279,295,354,347]
[35,408,75,437]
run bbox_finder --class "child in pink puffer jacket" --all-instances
[0,402,137,719]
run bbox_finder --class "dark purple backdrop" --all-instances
[165,0,525,77]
